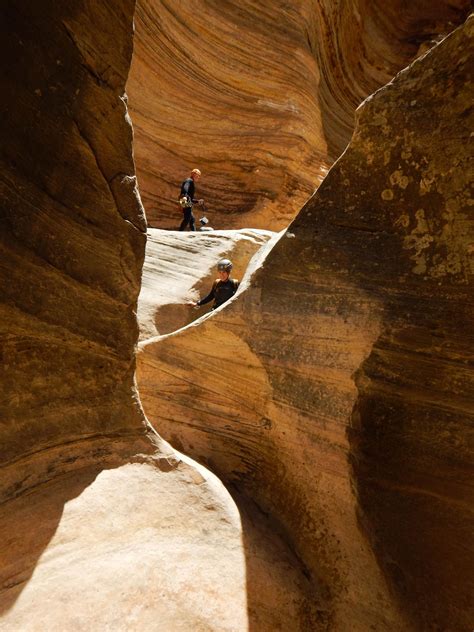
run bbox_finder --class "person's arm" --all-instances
[182,179,204,205]
[181,180,194,204]
[197,281,217,306]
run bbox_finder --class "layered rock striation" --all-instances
[0,0,150,494]
[138,18,474,631]
[2,1,472,629]
[128,0,471,229]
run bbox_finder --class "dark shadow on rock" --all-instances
[153,425,324,630]
[0,431,158,618]
[205,474,324,631]
[347,317,474,631]
[155,301,213,335]
[231,488,326,632]
[0,465,104,615]
[154,268,215,335]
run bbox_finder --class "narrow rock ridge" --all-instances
[137,17,474,631]
[138,228,277,340]
[127,0,471,229]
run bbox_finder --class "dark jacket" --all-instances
[180,177,197,205]
[198,278,240,309]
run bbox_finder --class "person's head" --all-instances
[217,258,232,280]
[191,168,201,181]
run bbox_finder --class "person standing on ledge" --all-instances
[179,168,204,231]
[189,259,239,310]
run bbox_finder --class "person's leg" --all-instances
[189,209,196,232]
[179,209,191,231]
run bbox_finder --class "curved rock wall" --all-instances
[0,5,319,630]
[0,0,148,498]
[138,18,474,631]
[127,0,471,229]
[2,2,472,628]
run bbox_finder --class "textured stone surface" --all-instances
[138,19,474,631]
[127,0,471,229]
[138,228,277,339]
[0,0,147,478]
[2,1,472,630]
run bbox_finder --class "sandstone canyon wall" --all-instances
[1,1,472,630]
[0,0,150,498]
[128,0,471,229]
[138,17,474,632]
[0,4,322,630]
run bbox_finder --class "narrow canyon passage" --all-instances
[1,0,472,630]
[133,228,324,628]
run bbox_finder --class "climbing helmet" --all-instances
[217,258,233,272]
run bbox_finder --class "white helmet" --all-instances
[217,258,232,272]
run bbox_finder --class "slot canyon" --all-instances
[0,1,472,631]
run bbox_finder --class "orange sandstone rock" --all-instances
[0,3,315,629]
[138,18,474,631]
[128,0,471,229]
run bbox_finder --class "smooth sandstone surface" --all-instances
[128,0,471,229]
[0,456,316,632]
[139,228,277,339]
[138,18,474,632]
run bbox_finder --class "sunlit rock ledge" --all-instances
[138,228,278,340]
